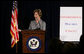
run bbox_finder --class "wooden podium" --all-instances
[21,30,45,53]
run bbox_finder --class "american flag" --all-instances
[10,1,19,48]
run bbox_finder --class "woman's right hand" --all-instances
[18,29,22,32]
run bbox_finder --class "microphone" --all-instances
[35,17,39,21]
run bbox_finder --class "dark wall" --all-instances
[1,1,83,53]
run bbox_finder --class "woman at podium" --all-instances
[29,9,46,31]
[18,9,46,32]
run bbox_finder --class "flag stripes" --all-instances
[10,1,19,48]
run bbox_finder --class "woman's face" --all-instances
[34,12,40,19]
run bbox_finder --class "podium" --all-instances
[21,30,45,53]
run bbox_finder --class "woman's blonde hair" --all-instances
[33,9,42,17]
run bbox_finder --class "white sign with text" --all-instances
[60,7,82,41]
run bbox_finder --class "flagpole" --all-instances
[11,1,19,52]
[16,43,18,53]
[13,1,18,53]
